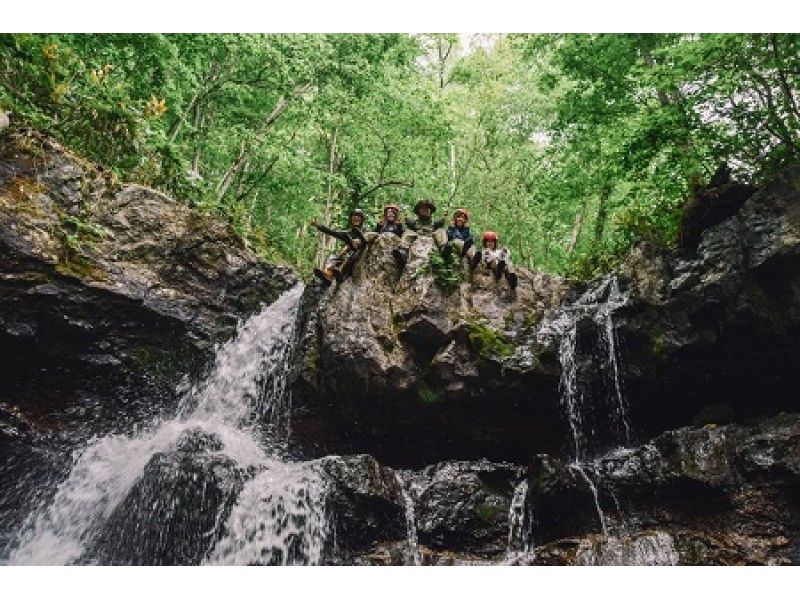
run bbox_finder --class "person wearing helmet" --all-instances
[406,199,445,234]
[435,208,476,264]
[474,230,518,290]
[310,208,368,286]
[373,204,408,269]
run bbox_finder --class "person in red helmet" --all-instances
[473,230,518,289]
[434,208,477,264]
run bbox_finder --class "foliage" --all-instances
[3,33,799,279]
[427,250,461,294]
[467,318,515,360]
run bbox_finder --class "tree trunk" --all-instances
[593,186,611,248]
[567,200,589,254]
[315,129,339,268]
[216,95,290,202]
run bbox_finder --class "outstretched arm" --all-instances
[310,219,352,245]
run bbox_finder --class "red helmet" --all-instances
[384,204,400,215]
[482,231,498,246]
[453,208,470,222]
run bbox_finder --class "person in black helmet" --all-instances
[310,208,367,285]
[406,199,445,234]
[368,204,408,270]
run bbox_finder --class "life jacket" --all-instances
[376,220,404,237]
[446,225,473,243]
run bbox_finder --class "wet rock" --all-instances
[85,428,247,565]
[316,454,407,556]
[0,130,296,431]
[521,415,800,565]
[411,460,525,557]
[293,164,800,466]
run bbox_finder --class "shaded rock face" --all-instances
[411,460,525,557]
[520,414,800,565]
[316,454,406,558]
[293,164,800,467]
[291,233,574,466]
[0,130,296,433]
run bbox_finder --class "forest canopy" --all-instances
[2,33,799,278]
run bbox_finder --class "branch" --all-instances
[355,179,415,201]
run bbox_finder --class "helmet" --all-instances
[413,199,436,215]
[384,204,400,215]
[349,208,365,219]
[453,208,470,222]
[482,231,498,246]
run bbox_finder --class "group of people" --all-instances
[310,199,518,290]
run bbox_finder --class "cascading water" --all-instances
[395,473,422,566]
[575,531,679,566]
[4,284,330,565]
[538,276,636,545]
[506,479,533,557]
[595,277,632,445]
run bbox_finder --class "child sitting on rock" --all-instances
[473,231,518,290]
[434,208,477,265]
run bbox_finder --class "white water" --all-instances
[506,479,532,556]
[569,462,609,538]
[595,277,632,445]
[549,275,633,460]
[205,462,329,565]
[396,474,422,566]
[558,320,586,460]
[575,531,679,566]
[5,285,329,565]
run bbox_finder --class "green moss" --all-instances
[650,324,666,357]
[522,308,541,330]
[417,382,443,405]
[427,250,460,295]
[475,502,505,523]
[467,318,515,360]
[55,253,109,282]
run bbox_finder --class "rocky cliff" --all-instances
[290,164,800,468]
[0,129,296,434]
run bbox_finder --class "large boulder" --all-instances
[521,414,800,565]
[292,164,800,466]
[0,130,296,432]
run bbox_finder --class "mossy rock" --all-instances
[467,318,514,360]
[417,382,443,406]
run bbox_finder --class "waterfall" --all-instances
[205,462,329,565]
[539,276,631,461]
[506,479,533,556]
[595,277,632,445]
[558,320,586,460]
[4,285,329,565]
[569,463,608,538]
[396,474,422,566]
[575,531,679,566]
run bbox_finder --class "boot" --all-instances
[392,248,408,269]
[332,267,344,284]
[470,251,482,270]
[506,271,518,290]
[495,260,506,281]
[441,242,453,260]
[313,267,332,286]
[460,237,474,258]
